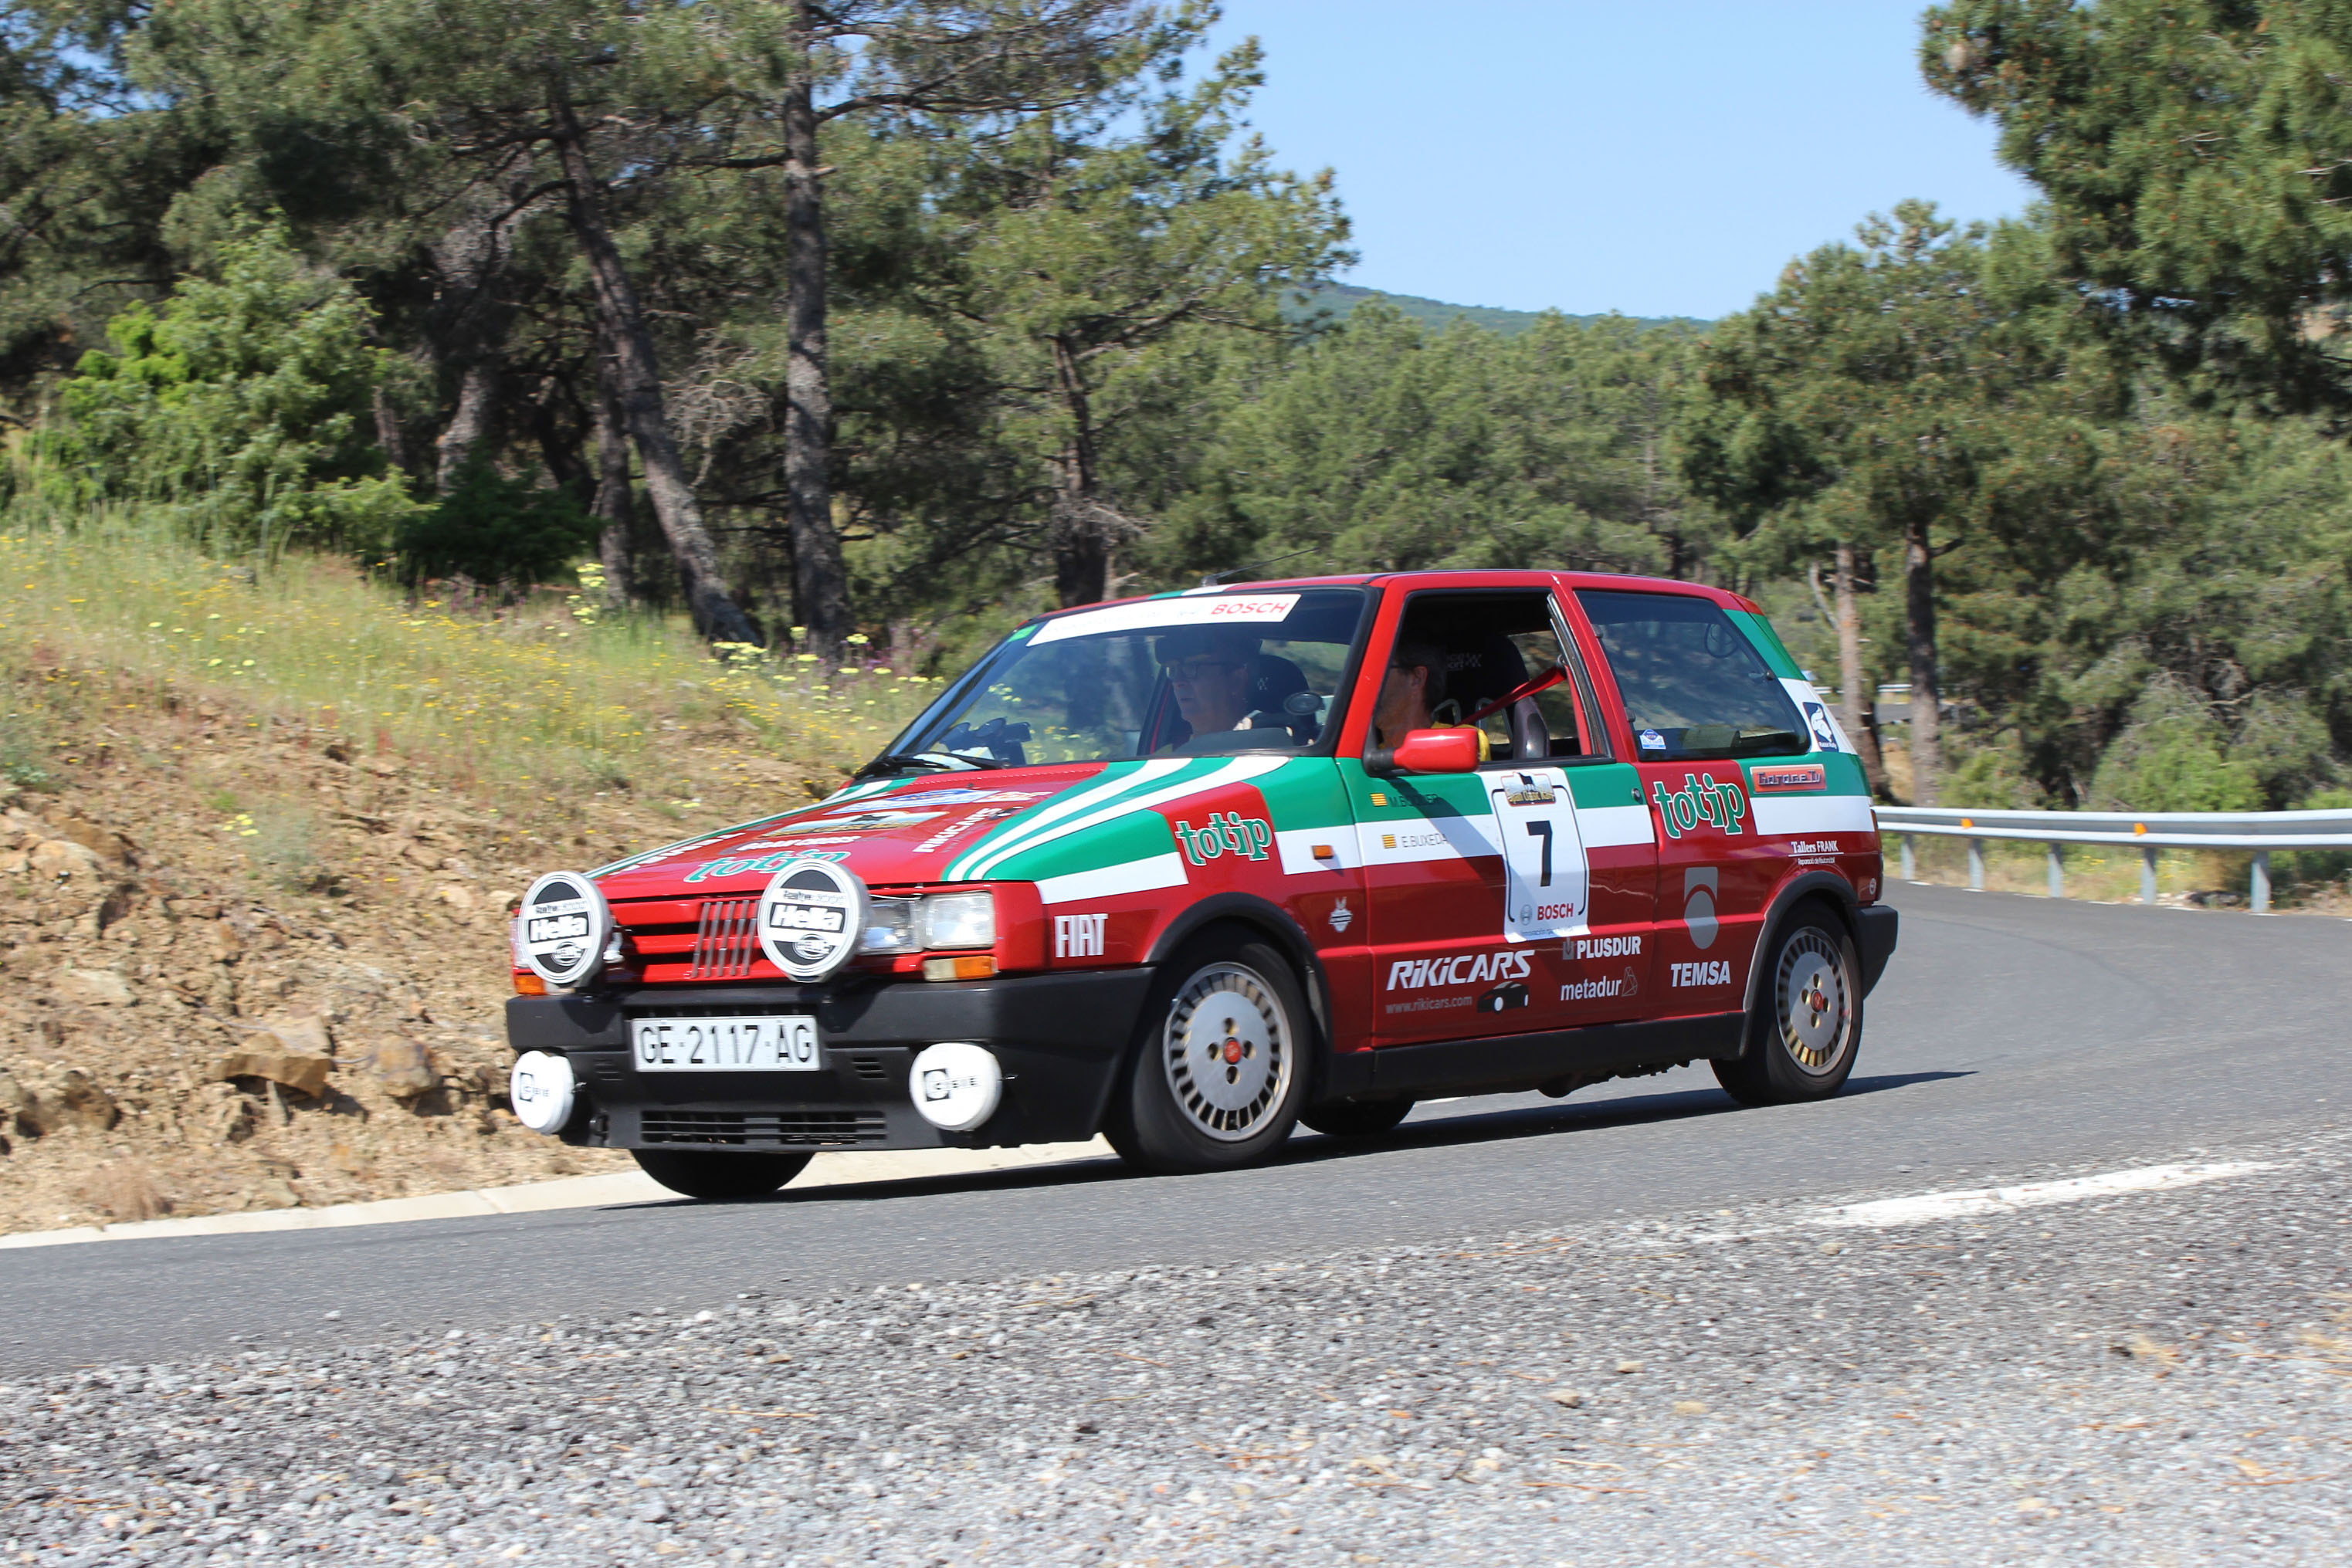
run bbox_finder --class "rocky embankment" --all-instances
[0,690,814,1234]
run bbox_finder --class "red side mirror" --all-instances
[1391,727,1480,774]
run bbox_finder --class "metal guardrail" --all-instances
[1873,805,2352,913]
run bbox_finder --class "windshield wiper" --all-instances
[852,750,1011,780]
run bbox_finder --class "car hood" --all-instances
[590,764,1115,901]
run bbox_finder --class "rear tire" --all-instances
[1103,930,1311,1174]
[1713,904,1862,1107]
[1299,1098,1415,1138]
[631,1147,813,1201]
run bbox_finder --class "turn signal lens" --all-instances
[513,970,547,996]
[922,955,996,982]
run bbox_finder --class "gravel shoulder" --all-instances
[6,1125,2350,1566]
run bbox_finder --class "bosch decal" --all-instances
[1173,812,1273,865]
[1651,773,1747,839]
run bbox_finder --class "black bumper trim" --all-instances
[1856,904,1898,996]
[505,967,1156,1150]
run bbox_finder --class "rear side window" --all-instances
[1577,590,1807,760]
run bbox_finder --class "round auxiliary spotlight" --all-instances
[910,1041,1003,1133]
[757,859,869,983]
[509,1050,577,1136]
[518,871,614,989]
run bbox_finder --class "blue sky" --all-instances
[1199,2,2036,320]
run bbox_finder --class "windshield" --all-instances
[873,588,1376,771]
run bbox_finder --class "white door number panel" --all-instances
[1491,768,1590,942]
[632,1014,822,1072]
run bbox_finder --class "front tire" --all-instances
[1713,904,1862,1107]
[1103,930,1311,1174]
[631,1148,813,1201]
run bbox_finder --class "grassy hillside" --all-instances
[1286,281,1709,337]
[0,523,940,1233]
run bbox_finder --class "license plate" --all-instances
[631,1014,821,1072]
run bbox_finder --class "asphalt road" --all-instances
[6,882,2348,1375]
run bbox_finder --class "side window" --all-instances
[1576,589,1807,761]
[1381,592,1606,762]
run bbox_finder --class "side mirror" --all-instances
[1366,727,1481,777]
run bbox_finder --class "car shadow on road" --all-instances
[656,1067,1976,1212]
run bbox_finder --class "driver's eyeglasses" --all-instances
[1167,659,1242,684]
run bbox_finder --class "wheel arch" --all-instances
[1736,870,1862,1026]
[1146,892,1337,1073]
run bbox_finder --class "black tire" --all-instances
[1103,928,1313,1174]
[1713,903,1862,1107]
[1299,1098,1415,1138]
[631,1147,813,1201]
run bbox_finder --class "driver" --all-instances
[1373,638,1449,747]
[1156,625,1260,740]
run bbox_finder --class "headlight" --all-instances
[858,889,995,954]
[861,898,919,953]
[919,890,995,950]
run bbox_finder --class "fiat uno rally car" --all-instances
[506,571,1899,1200]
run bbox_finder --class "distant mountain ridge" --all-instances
[1287,281,1707,336]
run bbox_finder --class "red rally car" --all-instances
[504,571,1898,1200]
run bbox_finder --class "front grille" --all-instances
[640,1110,888,1147]
[686,898,759,979]
[850,1055,890,1082]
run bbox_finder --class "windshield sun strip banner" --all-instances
[1026,593,1304,647]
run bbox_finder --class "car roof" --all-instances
[1023,567,1757,630]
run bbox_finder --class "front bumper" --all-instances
[1856,903,1899,996]
[505,967,1156,1153]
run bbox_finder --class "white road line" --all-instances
[1814,1160,2274,1230]
[0,1139,1120,1252]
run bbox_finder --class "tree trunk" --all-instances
[1049,335,1110,607]
[550,92,759,646]
[1903,516,1940,805]
[1832,540,1889,797]
[591,340,637,604]
[372,387,412,479]
[781,10,855,655]
[435,363,500,490]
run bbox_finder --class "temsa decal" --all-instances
[1053,912,1107,958]
[1173,812,1273,865]
[1671,960,1733,987]
[1387,950,1534,991]
[1651,773,1747,839]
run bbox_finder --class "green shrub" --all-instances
[44,225,419,556]
[393,458,598,591]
